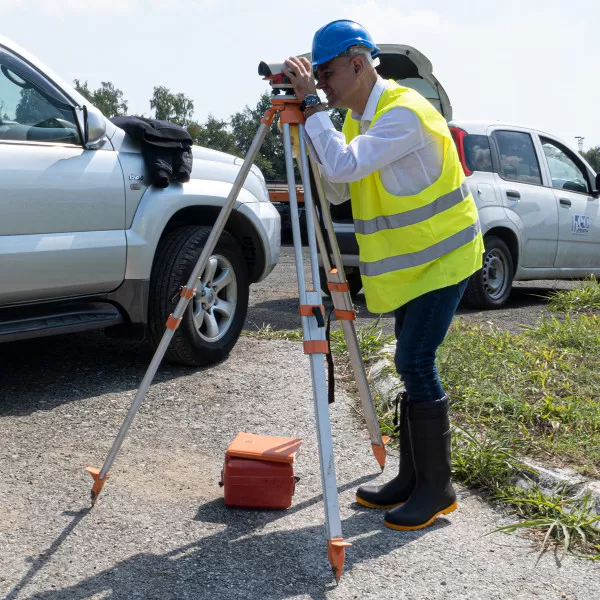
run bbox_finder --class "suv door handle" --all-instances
[506,190,521,199]
[559,198,572,207]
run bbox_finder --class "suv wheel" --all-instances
[148,225,249,366]
[462,235,514,309]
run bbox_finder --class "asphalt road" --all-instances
[0,248,596,600]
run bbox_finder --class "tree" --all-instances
[229,93,286,181]
[329,108,348,131]
[0,99,10,121]
[581,146,600,174]
[73,79,128,117]
[15,88,52,124]
[150,86,194,127]
[187,116,237,155]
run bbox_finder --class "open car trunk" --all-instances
[376,44,452,120]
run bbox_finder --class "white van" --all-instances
[325,45,600,309]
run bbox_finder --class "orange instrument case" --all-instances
[220,432,303,510]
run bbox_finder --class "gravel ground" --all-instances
[249,248,579,336]
[1,247,597,600]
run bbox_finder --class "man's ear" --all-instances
[351,56,364,75]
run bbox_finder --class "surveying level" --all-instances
[85,60,389,581]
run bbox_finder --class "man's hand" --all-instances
[283,56,317,102]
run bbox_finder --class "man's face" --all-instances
[314,55,358,108]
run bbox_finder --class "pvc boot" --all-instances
[384,396,457,530]
[356,392,415,509]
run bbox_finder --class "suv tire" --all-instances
[148,225,249,366]
[462,235,514,309]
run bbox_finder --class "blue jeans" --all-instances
[394,278,468,403]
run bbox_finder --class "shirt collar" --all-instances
[351,77,387,123]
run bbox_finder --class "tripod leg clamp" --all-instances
[334,309,355,321]
[303,340,329,354]
[328,282,350,293]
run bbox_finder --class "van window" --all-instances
[492,130,541,185]
[540,137,590,194]
[463,135,493,173]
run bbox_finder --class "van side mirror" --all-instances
[594,173,600,198]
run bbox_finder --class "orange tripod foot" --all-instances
[85,467,108,507]
[372,436,391,471]
[327,537,351,581]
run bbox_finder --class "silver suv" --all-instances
[325,44,600,308]
[0,37,280,365]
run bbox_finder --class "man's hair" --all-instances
[343,45,380,68]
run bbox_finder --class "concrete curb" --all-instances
[368,343,600,514]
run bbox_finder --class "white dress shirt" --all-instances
[304,77,443,205]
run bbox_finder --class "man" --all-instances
[284,19,484,531]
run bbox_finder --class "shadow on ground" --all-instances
[9,477,453,600]
[0,332,209,417]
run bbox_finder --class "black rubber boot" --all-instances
[384,396,457,530]
[356,392,415,509]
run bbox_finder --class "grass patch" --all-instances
[547,276,600,313]
[450,424,600,559]
[328,317,395,362]
[380,280,600,558]
[439,313,600,477]
[242,323,303,342]
[493,487,600,560]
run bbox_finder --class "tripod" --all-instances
[85,85,388,581]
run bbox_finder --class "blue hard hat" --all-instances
[311,20,380,68]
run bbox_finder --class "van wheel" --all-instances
[462,235,514,309]
[319,267,363,299]
[148,225,249,366]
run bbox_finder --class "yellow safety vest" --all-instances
[343,80,484,313]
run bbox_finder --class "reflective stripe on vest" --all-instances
[354,181,471,235]
[360,220,481,277]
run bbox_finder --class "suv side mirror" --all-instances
[83,105,107,149]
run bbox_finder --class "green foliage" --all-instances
[451,425,531,491]
[439,314,600,476]
[15,88,52,123]
[547,276,600,314]
[229,93,286,180]
[241,323,303,341]
[187,116,237,155]
[74,79,128,117]
[329,108,348,131]
[581,145,600,173]
[328,317,394,362]
[150,86,194,126]
[494,488,600,560]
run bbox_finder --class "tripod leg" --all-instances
[282,122,349,580]
[301,154,390,470]
[85,113,276,506]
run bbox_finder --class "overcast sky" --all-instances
[1,0,596,151]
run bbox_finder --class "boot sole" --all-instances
[356,495,404,510]
[384,500,458,531]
